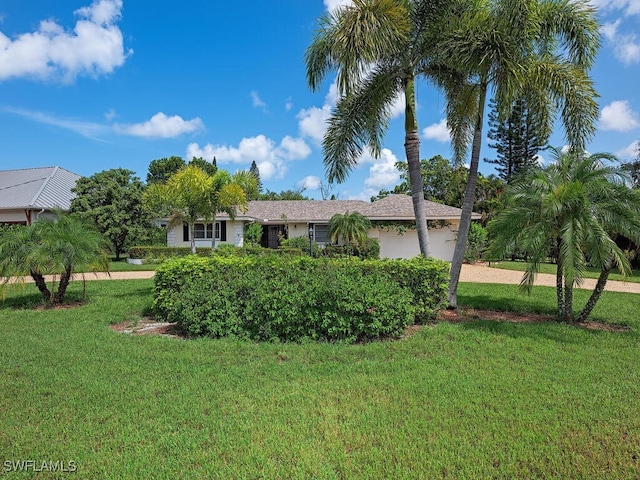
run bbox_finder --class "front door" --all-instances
[267,226,280,249]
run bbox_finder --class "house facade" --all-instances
[166,194,480,261]
[0,166,81,225]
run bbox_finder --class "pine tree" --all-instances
[486,98,548,182]
[249,161,262,198]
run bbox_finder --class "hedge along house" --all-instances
[166,194,480,261]
[0,167,81,226]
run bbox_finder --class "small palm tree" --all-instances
[0,213,109,305]
[328,211,372,247]
[487,148,640,322]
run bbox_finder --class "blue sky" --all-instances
[1,0,639,200]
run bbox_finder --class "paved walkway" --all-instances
[6,264,640,295]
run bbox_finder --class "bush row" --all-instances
[128,246,211,260]
[153,255,449,343]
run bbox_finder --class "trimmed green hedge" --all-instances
[128,246,211,260]
[153,255,449,343]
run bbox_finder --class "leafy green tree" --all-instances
[146,156,186,185]
[143,165,212,254]
[487,148,640,322]
[0,214,109,305]
[259,189,310,200]
[189,157,217,176]
[622,142,640,189]
[70,168,150,260]
[328,211,372,247]
[306,0,452,257]
[440,0,600,308]
[485,97,547,182]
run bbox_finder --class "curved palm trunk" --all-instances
[576,265,611,323]
[30,270,51,301]
[448,83,487,308]
[404,76,431,258]
[54,266,73,304]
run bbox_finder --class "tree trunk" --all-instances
[404,75,431,258]
[576,265,611,323]
[211,214,217,251]
[190,222,196,254]
[54,266,73,304]
[448,82,487,308]
[563,278,574,322]
[30,270,51,301]
[555,251,565,320]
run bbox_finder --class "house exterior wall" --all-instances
[372,221,458,261]
[167,220,243,248]
[0,209,28,223]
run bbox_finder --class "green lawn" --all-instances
[488,260,640,283]
[1,280,639,478]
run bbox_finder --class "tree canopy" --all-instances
[70,168,151,260]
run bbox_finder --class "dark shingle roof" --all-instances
[0,167,81,210]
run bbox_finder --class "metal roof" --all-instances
[0,166,81,210]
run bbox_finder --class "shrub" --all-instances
[322,238,380,259]
[280,236,321,256]
[244,223,263,246]
[154,255,450,342]
[464,222,488,263]
[128,246,210,261]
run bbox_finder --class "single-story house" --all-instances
[0,166,81,225]
[167,194,480,261]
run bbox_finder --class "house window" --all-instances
[193,222,222,240]
[313,224,329,243]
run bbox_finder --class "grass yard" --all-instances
[488,260,640,283]
[1,280,639,478]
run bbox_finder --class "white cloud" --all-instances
[601,19,640,65]
[114,112,204,138]
[324,0,352,13]
[296,105,332,145]
[186,134,312,181]
[422,119,451,142]
[250,91,267,110]
[285,97,293,111]
[599,100,640,131]
[589,0,640,16]
[616,140,640,160]
[297,175,322,190]
[0,0,131,82]
[104,108,116,121]
[4,106,106,139]
[364,148,401,189]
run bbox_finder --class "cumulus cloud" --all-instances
[186,134,312,181]
[589,0,640,16]
[601,19,640,65]
[0,0,131,82]
[599,100,640,131]
[422,119,451,142]
[616,140,640,160]
[297,175,322,190]
[297,105,332,145]
[114,112,204,138]
[324,0,352,12]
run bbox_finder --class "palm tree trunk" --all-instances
[30,270,51,301]
[54,266,72,304]
[404,75,430,258]
[563,278,574,322]
[448,82,487,308]
[556,250,565,320]
[576,265,611,323]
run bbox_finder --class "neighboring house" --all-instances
[0,166,81,225]
[167,194,480,261]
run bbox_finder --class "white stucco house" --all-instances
[0,166,81,225]
[166,194,480,261]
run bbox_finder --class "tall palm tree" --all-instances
[143,165,212,254]
[207,170,256,250]
[439,0,601,308]
[305,0,453,257]
[487,148,640,322]
[328,211,372,246]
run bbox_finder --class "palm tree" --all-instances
[0,214,109,304]
[207,169,257,250]
[328,211,372,246]
[306,0,451,258]
[439,0,601,308]
[143,165,212,254]
[487,148,640,322]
